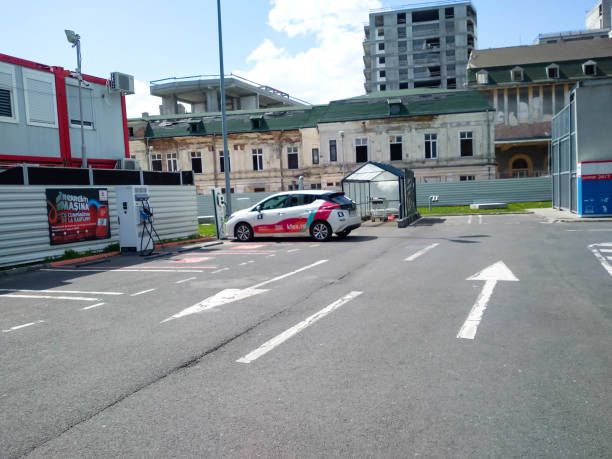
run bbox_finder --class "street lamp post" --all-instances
[216,0,232,217]
[64,29,87,168]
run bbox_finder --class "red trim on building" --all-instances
[578,160,612,164]
[121,94,130,158]
[0,53,52,72]
[0,155,63,164]
[52,67,72,165]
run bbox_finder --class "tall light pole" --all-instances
[216,0,232,216]
[65,29,87,168]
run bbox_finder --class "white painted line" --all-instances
[250,259,328,289]
[43,269,206,273]
[248,260,255,264]
[130,288,157,296]
[607,256,612,261]
[287,249,300,253]
[1,294,99,301]
[0,289,123,295]
[267,254,276,257]
[600,249,612,253]
[457,280,497,340]
[405,243,439,262]
[239,262,248,266]
[161,288,268,323]
[237,291,363,363]
[309,244,320,248]
[478,215,483,225]
[212,268,229,274]
[81,302,105,311]
[175,277,197,284]
[467,215,473,225]
[162,260,329,323]
[3,320,44,333]
[588,243,612,278]
[458,261,519,340]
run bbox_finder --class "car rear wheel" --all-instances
[310,221,332,241]
[235,222,253,241]
[336,229,351,239]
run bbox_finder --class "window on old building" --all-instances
[546,64,559,79]
[355,138,368,163]
[390,135,402,161]
[379,84,386,91]
[510,67,524,82]
[582,60,597,76]
[379,70,386,78]
[378,43,385,51]
[252,148,263,171]
[425,134,438,159]
[378,56,386,65]
[329,140,338,161]
[399,82,409,89]
[287,146,299,169]
[191,151,202,173]
[151,153,162,171]
[377,28,384,37]
[310,183,322,190]
[397,12,406,24]
[219,150,230,172]
[374,15,383,26]
[128,127,134,137]
[312,147,319,165]
[460,175,475,181]
[166,153,178,172]
[460,132,473,156]
[445,7,454,18]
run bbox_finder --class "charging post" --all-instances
[116,185,160,255]
[211,187,227,239]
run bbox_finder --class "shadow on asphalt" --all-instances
[412,218,446,226]
[226,235,378,244]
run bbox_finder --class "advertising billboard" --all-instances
[46,188,111,245]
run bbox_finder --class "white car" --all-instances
[226,190,361,242]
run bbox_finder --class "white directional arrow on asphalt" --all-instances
[457,261,519,340]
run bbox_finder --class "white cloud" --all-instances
[125,79,161,118]
[235,0,382,104]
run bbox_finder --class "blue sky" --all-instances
[0,0,603,116]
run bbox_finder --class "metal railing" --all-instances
[150,73,311,106]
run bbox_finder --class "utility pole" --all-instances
[65,30,87,168]
[217,0,231,216]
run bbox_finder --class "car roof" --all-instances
[266,190,338,198]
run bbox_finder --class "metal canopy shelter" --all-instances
[341,161,417,223]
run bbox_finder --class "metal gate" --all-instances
[551,97,577,212]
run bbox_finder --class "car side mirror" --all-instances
[256,204,262,212]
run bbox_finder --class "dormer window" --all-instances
[476,70,488,85]
[510,66,524,82]
[582,60,597,76]
[546,64,559,79]
[387,98,402,115]
[250,115,264,129]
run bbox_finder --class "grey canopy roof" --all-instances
[342,161,405,183]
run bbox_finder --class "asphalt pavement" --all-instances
[1,213,611,458]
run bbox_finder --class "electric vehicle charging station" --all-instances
[116,185,159,255]
[211,187,227,239]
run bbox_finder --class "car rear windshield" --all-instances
[324,192,354,206]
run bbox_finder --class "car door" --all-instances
[252,194,289,235]
[281,194,312,234]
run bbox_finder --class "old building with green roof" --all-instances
[128,88,495,193]
[467,38,612,179]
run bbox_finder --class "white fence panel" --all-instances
[0,185,197,268]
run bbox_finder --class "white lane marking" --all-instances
[0,289,122,295]
[467,215,473,225]
[267,254,276,257]
[162,260,329,323]
[405,243,439,262]
[42,269,207,273]
[81,302,105,311]
[212,268,229,274]
[457,261,519,340]
[161,288,268,323]
[309,244,320,248]
[1,294,99,301]
[130,288,157,296]
[478,215,483,225]
[239,262,248,266]
[589,243,612,278]
[175,277,197,284]
[236,291,363,363]
[567,229,612,232]
[3,320,44,333]
[600,249,612,253]
[287,249,300,253]
[250,259,328,289]
[607,256,612,261]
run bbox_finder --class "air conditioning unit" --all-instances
[110,72,135,94]
[115,158,141,170]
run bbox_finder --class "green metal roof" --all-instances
[467,57,612,86]
[144,89,492,139]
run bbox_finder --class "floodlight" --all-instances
[64,29,79,45]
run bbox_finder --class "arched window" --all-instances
[513,158,528,169]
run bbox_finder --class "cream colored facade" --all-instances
[128,110,494,193]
